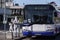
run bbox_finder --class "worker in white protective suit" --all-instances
[12,16,20,37]
[9,18,14,32]
[9,22,13,32]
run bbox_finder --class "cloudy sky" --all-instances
[13,0,60,6]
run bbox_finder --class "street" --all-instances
[20,35,60,40]
[0,31,5,40]
[0,31,12,40]
[15,34,60,40]
[0,31,60,40]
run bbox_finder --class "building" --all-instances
[0,0,13,30]
[0,0,13,23]
[10,6,23,15]
[8,5,24,23]
[0,0,13,8]
[0,8,12,30]
[0,0,24,30]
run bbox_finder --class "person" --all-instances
[9,22,13,32]
[12,16,20,37]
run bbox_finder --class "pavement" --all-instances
[0,30,60,40]
[0,31,12,40]
[0,29,23,40]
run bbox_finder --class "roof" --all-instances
[9,6,24,9]
[0,8,12,15]
[24,4,54,8]
[25,4,51,6]
[24,4,55,10]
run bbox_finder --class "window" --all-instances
[54,12,57,17]
[1,3,5,8]
[0,3,1,8]
[6,0,8,2]
[7,18,11,22]
[5,0,12,2]
[0,15,3,23]
[1,0,5,2]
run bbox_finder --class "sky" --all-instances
[13,0,60,6]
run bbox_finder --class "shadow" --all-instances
[31,36,55,40]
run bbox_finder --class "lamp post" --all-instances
[3,0,7,40]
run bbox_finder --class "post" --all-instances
[3,0,6,40]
